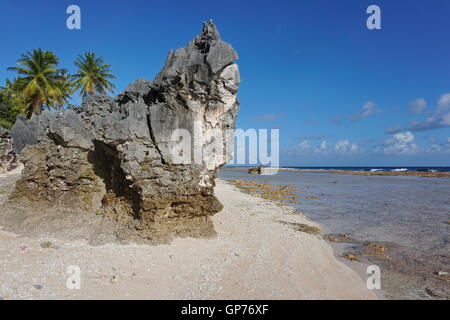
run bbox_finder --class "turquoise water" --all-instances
[219,169,450,299]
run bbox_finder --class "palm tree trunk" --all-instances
[32,99,42,115]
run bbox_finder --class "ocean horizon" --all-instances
[225,165,450,173]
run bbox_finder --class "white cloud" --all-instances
[350,101,382,121]
[377,131,419,155]
[388,93,450,132]
[424,136,450,154]
[285,136,365,156]
[335,140,349,151]
[410,98,427,114]
[385,125,402,134]
[405,113,450,131]
[442,112,450,126]
[437,93,450,113]
[297,140,311,151]
[393,131,414,143]
[334,140,360,154]
[284,132,450,158]
[284,140,318,156]
[285,139,330,156]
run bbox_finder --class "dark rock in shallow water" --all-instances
[4,20,240,244]
[248,165,263,175]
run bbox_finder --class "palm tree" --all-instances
[0,79,20,103]
[0,101,18,128]
[72,52,116,97]
[54,70,75,110]
[8,49,65,116]
[0,79,21,127]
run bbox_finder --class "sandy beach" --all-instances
[0,172,376,300]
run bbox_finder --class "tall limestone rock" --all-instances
[0,128,17,173]
[3,21,240,244]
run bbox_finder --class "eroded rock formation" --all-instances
[0,129,17,173]
[3,20,240,244]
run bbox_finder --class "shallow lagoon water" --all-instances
[219,169,450,299]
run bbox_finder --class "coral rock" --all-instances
[5,20,240,244]
[0,128,17,173]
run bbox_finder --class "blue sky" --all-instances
[1,0,450,166]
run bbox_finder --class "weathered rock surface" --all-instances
[2,21,240,244]
[0,128,17,173]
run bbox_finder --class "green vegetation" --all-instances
[0,79,21,128]
[7,49,68,116]
[0,49,115,128]
[72,52,116,97]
